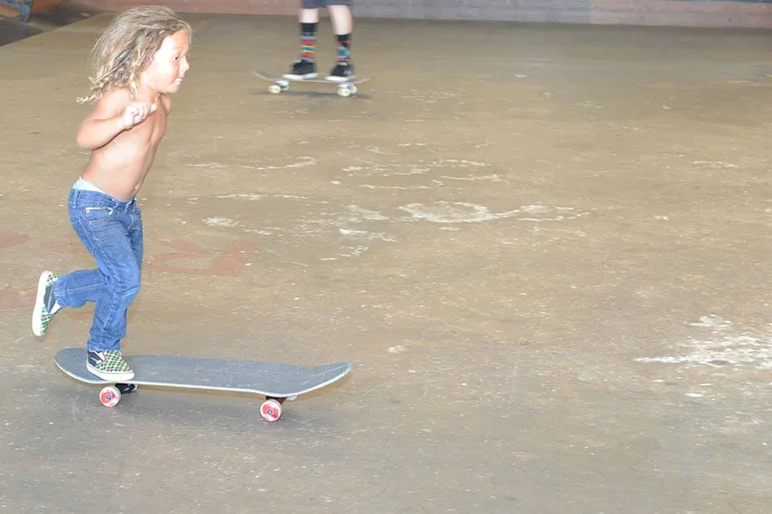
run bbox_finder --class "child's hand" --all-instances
[122,102,157,129]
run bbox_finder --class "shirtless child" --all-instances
[31,7,192,381]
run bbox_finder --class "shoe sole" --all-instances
[31,271,52,336]
[282,73,318,80]
[86,362,135,382]
[326,76,355,83]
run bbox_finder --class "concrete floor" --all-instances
[1,13,771,514]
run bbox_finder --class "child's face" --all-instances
[141,30,191,96]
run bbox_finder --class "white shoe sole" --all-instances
[326,76,355,83]
[86,363,135,382]
[31,271,52,337]
[282,73,318,80]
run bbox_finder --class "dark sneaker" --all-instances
[326,62,355,82]
[283,59,317,80]
[32,271,62,336]
[87,350,135,381]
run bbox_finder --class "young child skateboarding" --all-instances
[283,0,355,82]
[31,6,192,381]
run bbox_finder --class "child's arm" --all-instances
[76,89,156,150]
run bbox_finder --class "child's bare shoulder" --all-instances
[87,88,132,118]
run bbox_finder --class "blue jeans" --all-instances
[53,189,143,352]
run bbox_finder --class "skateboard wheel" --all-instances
[337,87,351,98]
[99,386,121,408]
[268,84,282,94]
[286,395,298,402]
[349,85,358,94]
[260,399,283,422]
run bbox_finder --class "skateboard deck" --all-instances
[252,69,370,97]
[55,347,352,422]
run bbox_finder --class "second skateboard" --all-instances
[253,69,370,97]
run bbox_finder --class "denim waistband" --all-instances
[69,188,138,211]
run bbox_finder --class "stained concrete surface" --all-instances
[0,18,42,47]
[1,12,771,514]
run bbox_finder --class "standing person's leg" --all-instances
[118,198,143,353]
[117,198,143,393]
[326,1,355,81]
[79,195,141,381]
[283,1,323,79]
[40,190,140,381]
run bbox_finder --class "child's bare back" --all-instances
[79,88,172,201]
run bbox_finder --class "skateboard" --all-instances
[54,347,352,422]
[252,69,370,97]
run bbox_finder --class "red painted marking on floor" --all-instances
[0,238,262,310]
[0,229,29,250]
[146,238,261,277]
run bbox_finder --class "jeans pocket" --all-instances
[83,206,114,226]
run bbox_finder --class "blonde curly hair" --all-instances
[78,6,192,104]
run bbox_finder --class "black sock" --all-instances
[336,33,351,64]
